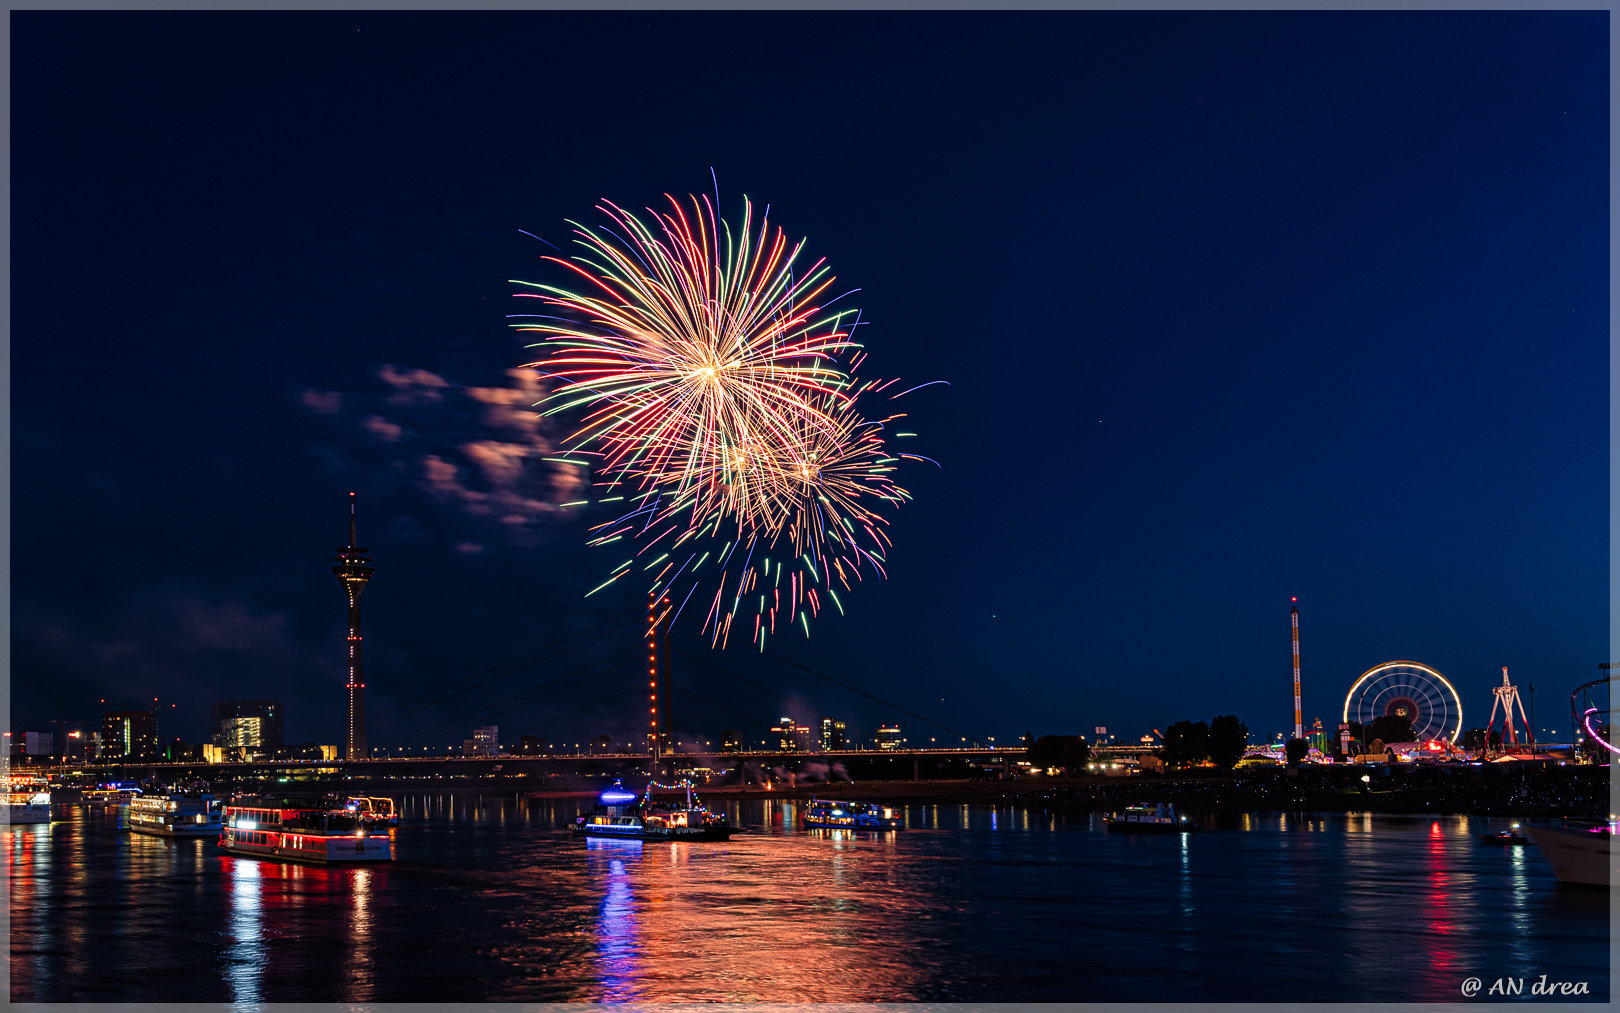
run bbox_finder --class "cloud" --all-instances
[363,415,404,442]
[12,591,326,734]
[463,439,529,486]
[307,362,588,548]
[379,364,450,406]
[466,369,549,435]
[300,389,343,414]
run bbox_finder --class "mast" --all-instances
[332,492,375,761]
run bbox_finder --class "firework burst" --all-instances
[513,193,933,647]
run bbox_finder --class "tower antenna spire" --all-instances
[333,492,376,761]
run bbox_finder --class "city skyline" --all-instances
[10,12,1608,752]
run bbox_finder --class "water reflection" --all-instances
[1418,818,1465,993]
[223,856,264,1002]
[9,798,1611,1004]
[345,866,379,1001]
[588,840,645,1002]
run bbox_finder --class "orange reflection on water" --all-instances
[581,829,924,1002]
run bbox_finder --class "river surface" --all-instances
[7,795,1611,1003]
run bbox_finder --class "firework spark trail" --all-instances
[515,192,934,646]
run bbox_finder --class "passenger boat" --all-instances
[1103,802,1199,833]
[570,780,738,841]
[127,790,223,837]
[1524,822,1612,887]
[83,786,141,805]
[219,794,394,863]
[5,775,53,825]
[801,798,903,830]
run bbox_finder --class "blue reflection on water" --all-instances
[589,838,644,1002]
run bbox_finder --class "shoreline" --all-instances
[521,769,1611,819]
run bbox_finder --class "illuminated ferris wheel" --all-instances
[1342,660,1463,743]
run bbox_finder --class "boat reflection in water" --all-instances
[217,850,386,1003]
[587,839,646,1002]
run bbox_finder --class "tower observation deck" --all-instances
[332,492,375,760]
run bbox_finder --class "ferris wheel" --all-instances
[1342,660,1463,743]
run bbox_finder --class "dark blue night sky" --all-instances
[10,12,1609,752]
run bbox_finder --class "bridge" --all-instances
[28,746,1031,790]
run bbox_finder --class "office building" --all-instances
[210,700,285,749]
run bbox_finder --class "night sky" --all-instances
[10,12,1609,753]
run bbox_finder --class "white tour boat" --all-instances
[127,790,224,838]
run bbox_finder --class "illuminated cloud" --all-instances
[378,364,450,406]
[307,363,587,547]
[463,439,529,486]
[362,415,404,443]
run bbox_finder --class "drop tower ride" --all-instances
[333,492,375,760]
[1291,597,1302,742]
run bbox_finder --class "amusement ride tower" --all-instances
[1290,598,1302,742]
[1485,666,1532,748]
[332,492,375,760]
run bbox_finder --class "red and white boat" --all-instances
[6,774,53,825]
[219,794,394,864]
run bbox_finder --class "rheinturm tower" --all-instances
[332,492,375,760]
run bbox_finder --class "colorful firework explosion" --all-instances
[512,193,937,648]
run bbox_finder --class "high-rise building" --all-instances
[209,701,284,749]
[819,718,846,751]
[466,726,500,756]
[875,725,904,751]
[3,732,55,758]
[772,716,812,752]
[332,492,376,761]
[101,710,159,760]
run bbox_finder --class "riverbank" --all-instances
[637,764,1613,818]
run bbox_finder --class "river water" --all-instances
[7,795,1610,1003]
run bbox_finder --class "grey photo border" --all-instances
[2,2,1614,1011]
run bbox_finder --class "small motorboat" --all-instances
[1103,802,1199,833]
[1478,824,1529,845]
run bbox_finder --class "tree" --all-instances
[1208,715,1249,770]
[1160,720,1210,769]
[1364,714,1415,746]
[1462,728,1487,753]
[1028,734,1090,773]
[1284,737,1309,767]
